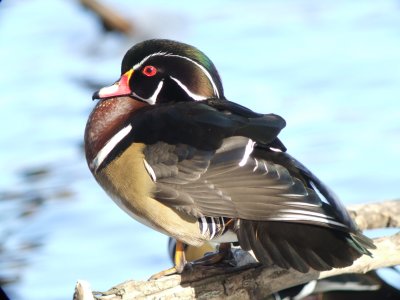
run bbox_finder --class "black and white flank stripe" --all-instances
[198,216,229,240]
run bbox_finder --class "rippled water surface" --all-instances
[1,1,400,299]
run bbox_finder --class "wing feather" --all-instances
[134,100,374,272]
[143,136,353,231]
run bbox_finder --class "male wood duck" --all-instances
[84,39,375,278]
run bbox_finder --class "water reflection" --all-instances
[0,162,78,298]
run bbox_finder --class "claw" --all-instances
[148,266,180,280]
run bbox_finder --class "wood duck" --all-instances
[84,39,375,278]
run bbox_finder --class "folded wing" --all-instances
[136,100,374,272]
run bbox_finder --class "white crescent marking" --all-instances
[90,124,132,172]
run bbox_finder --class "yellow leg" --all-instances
[174,240,187,272]
[149,241,187,280]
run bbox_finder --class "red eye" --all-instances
[142,65,157,77]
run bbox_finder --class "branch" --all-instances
[347,199,400,230]
[74,199,400,300]
[79,0,134,35]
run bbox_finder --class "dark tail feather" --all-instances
[237,221,373,273]
[297,160,376,256]
[263,151,376,256]
[349,233,376,255]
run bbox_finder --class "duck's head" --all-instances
[92,39,224,104]
[86,39,224,173]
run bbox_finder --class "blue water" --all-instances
[1,1,399,299]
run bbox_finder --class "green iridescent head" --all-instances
[114,39,224,104]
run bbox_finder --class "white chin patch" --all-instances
[147,80,164,105]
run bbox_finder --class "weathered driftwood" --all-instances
[347,199,400,230]
[74,199,400,300]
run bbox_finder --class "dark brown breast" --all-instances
[84,96,148,168]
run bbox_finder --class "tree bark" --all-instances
[74,199,400,300]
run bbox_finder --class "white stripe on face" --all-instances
[133,51,167,70]
[90,124,133,172]
[133,52,220,99]
[169,76,207,101]
[164,54,220,98]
